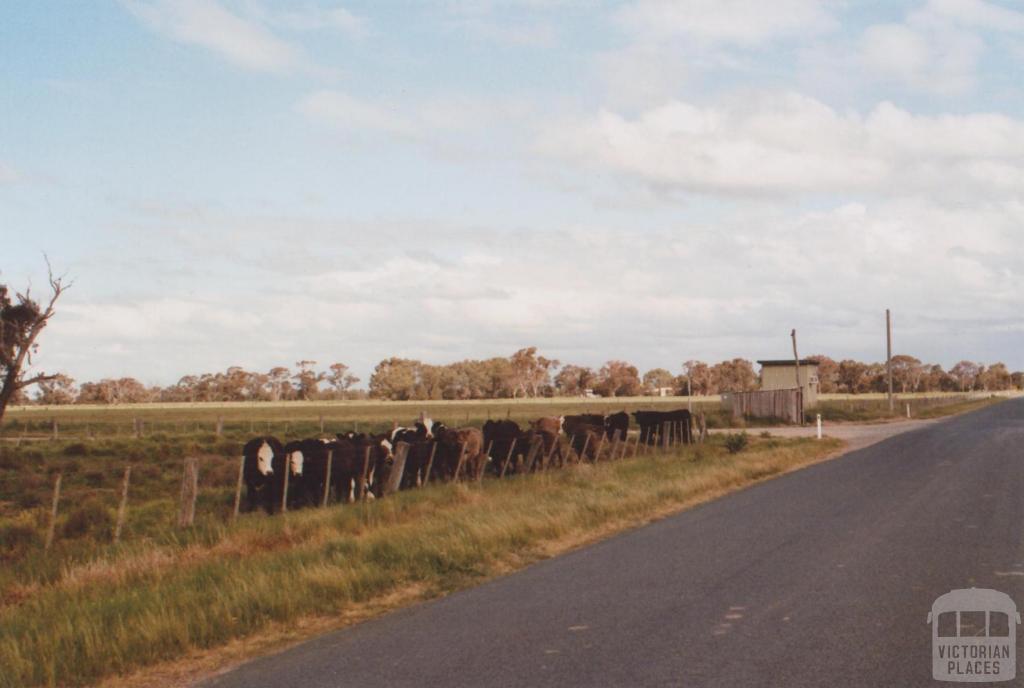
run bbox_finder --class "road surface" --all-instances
[205,399,1024,687]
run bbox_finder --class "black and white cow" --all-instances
[281,438,334,509]
[242,436,284,513]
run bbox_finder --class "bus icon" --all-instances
[928,588,1020,682]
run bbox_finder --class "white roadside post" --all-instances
[816,413,822,440]
[906,402,911,418]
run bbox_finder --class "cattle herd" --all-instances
[240,409,696,514]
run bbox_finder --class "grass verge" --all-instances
[913,395,1006,419]
[1,435,841,688]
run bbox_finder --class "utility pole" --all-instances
[886,309,894,412]
[791,328,801,388]
[791,329,804,425]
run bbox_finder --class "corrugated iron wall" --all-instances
[725,388,804,424]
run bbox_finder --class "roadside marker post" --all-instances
[816,414,822,440]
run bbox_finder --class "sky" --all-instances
[2,0,1023,387]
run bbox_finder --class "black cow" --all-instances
[632,410,692,445]
[604,411,630,441]
[242,436,284,513]
[329,434,394,502]
[483,420,524,475]
[282,438,333,509]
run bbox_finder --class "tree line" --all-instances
[16,348,1024,406]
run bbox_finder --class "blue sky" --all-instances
[2,0,1023,386]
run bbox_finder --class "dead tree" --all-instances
[0,259,71,425]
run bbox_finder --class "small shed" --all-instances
[757,359,820,407]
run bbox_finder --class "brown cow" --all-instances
[436,427,486,481]
[531,416,564,435]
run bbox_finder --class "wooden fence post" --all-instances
[216,416,224,437]
[232,453,245,521]
[114,466,131,543]
[51,418,58,440]
[178,458,199,527]
[453,442,469,481]
[524,437,544,472]
[44,473,62,551]
[478,441,493,482]
[133,417,140,439]
[578,434,591,464]
[280,456,290,514]
[541,437,559,471]
[499,438,517,478]
[594,433,606,462]
[322,448,333,507]
[422,441,438,487]
[384,442,409,496]
[358,446,372,501]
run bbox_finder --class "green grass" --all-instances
[0,435,841,688]
[913,395,1006,419]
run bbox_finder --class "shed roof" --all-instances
[757,359,820,367]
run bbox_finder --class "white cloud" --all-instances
[615,0,836,46]
[859,0,1024,96]
[295,89,538,157]
[37,197,1024,384]
[122,0,300,72]
[538,92,1024,197]
[120,0,356,74]
[296,90,416,137]
[860,20,982,96]
[250,4,368,38]
[926,0,1024,32]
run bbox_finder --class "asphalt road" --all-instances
[205,399,1024,687]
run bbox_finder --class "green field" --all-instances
[0,391,1003,439]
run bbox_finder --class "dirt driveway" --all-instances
[713,418,939,453]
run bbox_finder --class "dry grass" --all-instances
[1,435,841,688]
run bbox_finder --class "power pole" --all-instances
[886,309,894,412]
[791,329,804,425]
[791,328,801,388]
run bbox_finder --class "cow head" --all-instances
[379,437,394,460]
[558,415,565,433]
[289,449,304,476]
[418,414,436,439]
[256,441,274,475]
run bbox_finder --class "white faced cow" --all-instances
[242,436,284,513]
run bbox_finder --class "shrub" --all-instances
[63,442,90,456]
[0,519,37,560]
[759,430,771,438]
[724,432,749,454]
[83,470,107,487]
[62,498,113,540]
